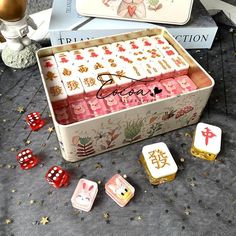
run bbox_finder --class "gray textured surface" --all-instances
[2,42,40,69]
[0,26,236,236]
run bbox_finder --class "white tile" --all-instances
[142,142,178,179]
[194,123,222,155]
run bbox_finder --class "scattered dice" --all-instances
[26,112,45,131]
[16,149,38,170]
[45,166,69,188]
[191,122,222,161]
[105,174,135,207]
[71,178,98,212]
[140,142,178,185]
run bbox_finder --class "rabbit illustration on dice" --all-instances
[71,179,98,212]
[105,174,135,207]
[117,0,146,19]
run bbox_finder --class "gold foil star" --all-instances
[40,217,49,225]
[25,140,31,145]
[48,127,54,133]
[17,106,25,114]
[5,219,13,224]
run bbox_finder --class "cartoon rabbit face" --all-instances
[54,108,69,121]
[75,182,94,206]
[108,176,132,201]
[88,99,101,111]
[71,103,85,115]
[164,81,176,93]
[178,78,190,90]
[104,96,117,106]
[71,179,98,212]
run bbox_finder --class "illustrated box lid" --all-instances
[76,0,194,25]
[49,0,218,49]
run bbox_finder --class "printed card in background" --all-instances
[76,0,194,25]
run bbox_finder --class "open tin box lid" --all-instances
[76,0,194,25]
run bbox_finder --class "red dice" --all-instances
[16,149,38,170]
[45,166,69,188]
[26,112,45,131]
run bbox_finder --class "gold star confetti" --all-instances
[95,162,103,169]
[5,219,13,224]
[25,140,31,145]
[103,212,110,219]
[17,106,25,114]
[48,127,54,133]
[30,200,36,205]
[40,217,49,225]
[185,132,192,137]
[135,216,142,221]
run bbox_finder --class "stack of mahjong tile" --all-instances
[39,35,198,125]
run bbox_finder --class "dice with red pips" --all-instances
[45,166,69,188]
[26,112,45,131]
[16,149,38,170]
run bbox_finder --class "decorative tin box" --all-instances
[191,122,222,161]
[140,142,178,185]
[36,27,214,162]
[76,0,194,25]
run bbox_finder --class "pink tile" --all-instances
[54,106,73,125]
[105,174,135,207]
[71,179,98,212]
[70,99,93,121]
[161,78,183,97]
[175,75,198,92]
[103,95,126,113]
[86,97,109,117]
[131,84,155,103]
[145,81,169,100]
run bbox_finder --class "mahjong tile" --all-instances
[39,56,57,73]
[161,78,183,97]
[141,61,162,80]
[125,39,142,52]
[140,142,178,185]
[137,36,156,48]
[191,123,222,161]
[158,45,179,57]
[43,68,62,87]
[70,49,86,64]
[98,44,116,57]
[175,75,197,93]
[84,46,102,60]
[58,67,84,98]
[86,97,109,117]
[47,82,68,108]
[110,42,129,55]
[145,81,169,100]
[70,99,93,121]
[157,59,175,79]
[54,52,73,66]
[149,35,170,46]
[80,73,101,95]
[168,55,189,76]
